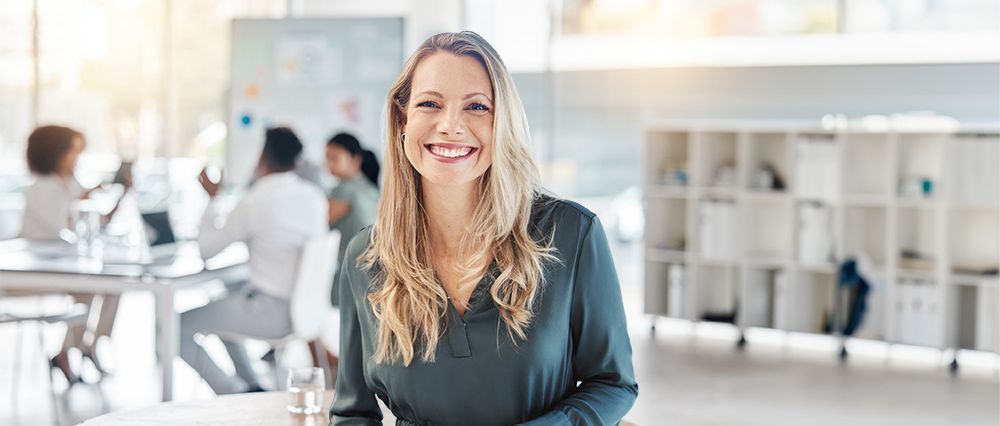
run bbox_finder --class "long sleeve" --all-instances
[198,196,252,259]
[522,216,638,425]
[330,252,383,425]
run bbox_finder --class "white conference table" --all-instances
[0,238,248,401]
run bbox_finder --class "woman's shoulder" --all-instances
[343,225,374,262]
[530,192,598,234]
[330,176,379,199]
[24,175,75,199]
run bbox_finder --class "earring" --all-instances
[399,133,406,143]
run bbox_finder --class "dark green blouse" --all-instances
[330,195,638,425]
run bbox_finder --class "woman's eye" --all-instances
[468,103,490,112]
[416,101,439,109]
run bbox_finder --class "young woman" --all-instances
[324,132,380,306]
[330,32,637,425]
[21,125,128,383]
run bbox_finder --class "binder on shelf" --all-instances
[698,200,737,260]
[744,269,774,328]
[794,137,838,201]
[896,279,942,347]
[797,202,834,265]
[953,136,1000,206]
[773,270,789,330]
[976,286,999,352]
[667,263,685,318]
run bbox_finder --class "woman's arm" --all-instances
[329,252,383,425]
[522,216,638,425]
[100,187,131,225]
[329,198,352,226]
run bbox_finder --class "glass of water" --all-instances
[70,200,101,257]
[287,367,325,414]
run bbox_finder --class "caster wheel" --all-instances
[736,335,747,350]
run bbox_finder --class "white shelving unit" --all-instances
[643,120,1000,366]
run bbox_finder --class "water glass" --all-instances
[70,200,101,257]
[287,367,325,414]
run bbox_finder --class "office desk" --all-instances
[79,391,344,426]
[0,239,248,401]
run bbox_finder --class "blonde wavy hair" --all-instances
[360,31,556,366]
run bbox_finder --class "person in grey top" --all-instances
[324,132,380,306]
[330,32,637,425]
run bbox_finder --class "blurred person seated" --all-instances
[19,125,132,383]
[180,127,327,394]
[324,132,380,284]
[303,132,381,374]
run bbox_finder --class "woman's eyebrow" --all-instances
[415,90,491,102]
[464,92,492,101]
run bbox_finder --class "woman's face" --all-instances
[325,144,359,179]
[402,52,494,189]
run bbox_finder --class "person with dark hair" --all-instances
[182,126,327,394]
[306,132,381,373]
[20,125,130,384]
[324,132,380,303]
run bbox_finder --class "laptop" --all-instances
[140,210,178,261]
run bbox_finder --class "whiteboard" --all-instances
[228,18,404,187]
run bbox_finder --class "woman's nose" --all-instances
[436,107,465,136]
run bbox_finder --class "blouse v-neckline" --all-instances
[445,261,495,320]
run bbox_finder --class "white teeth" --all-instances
[430,145,473,158]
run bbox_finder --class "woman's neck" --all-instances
[422,179,479,257]
[338,169,361,181]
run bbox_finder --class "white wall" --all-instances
[514,63,1000,196]
[299,0,462,52]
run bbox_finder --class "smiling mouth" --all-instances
[424,144,478,160]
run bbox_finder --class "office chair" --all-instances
[1,295,89,425]
[216,230,340,389]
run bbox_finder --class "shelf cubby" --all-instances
[742,266,781,329]
[645,198,688,255]
[693,264,740,324]
[896,206,938,274]
[743,132,790,192]
[896,133,947,201]
[645,130,690,188]
[842,132,891,199]
[843,205,889,268]
[694,132,738,189]
[949,209,999,277]
[742,198,791,262]
[774,270,836,334]
[949,285,999,353]
[950,133,1000,208]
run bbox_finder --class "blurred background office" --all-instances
[0,1,998,425]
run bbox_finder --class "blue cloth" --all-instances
[837,258,871,336]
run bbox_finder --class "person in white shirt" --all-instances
[180,127,328,394]
[20,125,129,384]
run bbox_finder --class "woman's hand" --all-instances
[199,167,222,198]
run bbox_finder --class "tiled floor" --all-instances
[1,240,998,425]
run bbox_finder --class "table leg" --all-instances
[155,288,178,401]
